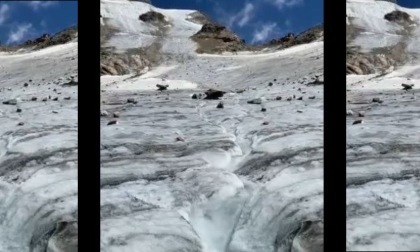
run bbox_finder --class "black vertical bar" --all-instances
[78,0,100,250]
[324,0,347,250]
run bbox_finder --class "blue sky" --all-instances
[398,0,420,8]
[0,1,77,45]
[152,0,323,45]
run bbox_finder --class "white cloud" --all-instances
[267,0,303,10]
[27,1,58,10]
[228,2,255,28]
[0,4,10,25]
[252,22,278,44]
[7,23,33,44]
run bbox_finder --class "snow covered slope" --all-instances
[0,40,78,251]
[101,41,324,252]
[101,1,324,251]
[101,0,201,55]
[347,0,420,53]
[347,1,420,251]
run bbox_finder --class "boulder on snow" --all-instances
[402,83,414,90]
[3,98,21,105]
[372,97,382,103]
[62,80,78,87]
[204,89,225,100]
[247,98,262,104]
[157,84,169,91]
[107,120,118,125]
[127,98,137,104]
[353,119,363,125]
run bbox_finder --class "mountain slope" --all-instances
[100,1,324,251]
[347,0,420,74]
[0,33,78,251]
[346,1,420,251]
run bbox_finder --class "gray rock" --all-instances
[3,98,20,105]
[247,98,262,104]
[402,83,414,90]
[157,84,169,91]
[204,89,225,100]
[127,98,136,103]
[107,120,118,125]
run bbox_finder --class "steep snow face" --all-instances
[100,38,324,252]
[0,42,78,251]
[347,0,420,54]
[101,0,201,54]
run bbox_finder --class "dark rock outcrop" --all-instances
[191,23,246,53]
[268,24,323,49]
[24,26,77,49]
[101,53,151,75]
[139,11,166,23]
[384,10,412,23]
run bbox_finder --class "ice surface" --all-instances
[101,0,324,250]
[100,39,324,251]
[0,43,78,251]
[347,63,420,250]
